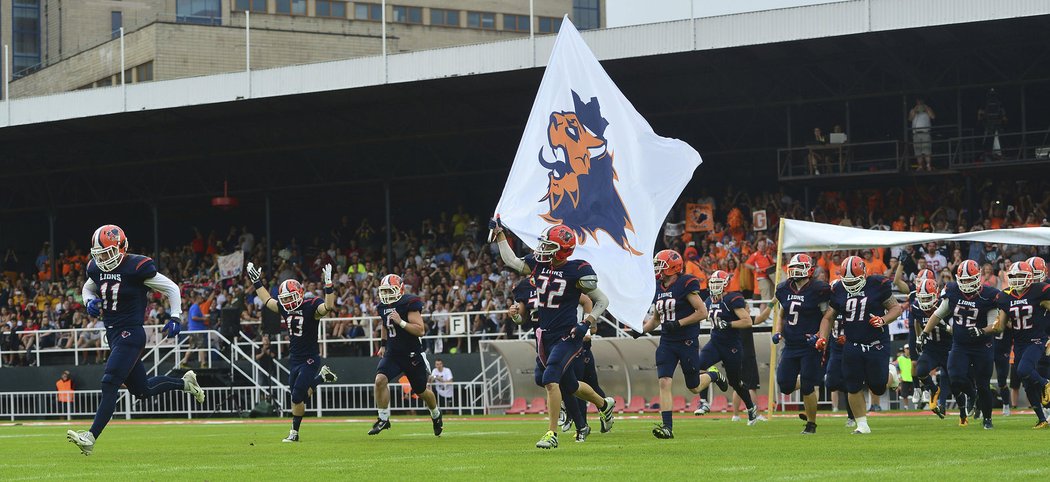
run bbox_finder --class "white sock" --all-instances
[856,416,869,429]
[430,407,441,419]
[378,408,390,421]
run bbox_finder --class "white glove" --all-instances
[322,263,333,288]
[247,262,263,284]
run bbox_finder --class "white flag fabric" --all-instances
[494,19,702,332]
[217,250,244,280]
[781,219,1050,253]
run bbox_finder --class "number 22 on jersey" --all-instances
[534,274,567,308]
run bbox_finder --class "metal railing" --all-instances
[949,129,1050,169]
[0,381,486,420]
[777,140,902,180]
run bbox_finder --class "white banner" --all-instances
[217,250,244,280]
[782,219,1050,253]
[493,19,702,331]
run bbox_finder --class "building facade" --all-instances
[1,0,605,98]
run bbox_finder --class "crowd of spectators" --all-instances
[2,179,1049,366]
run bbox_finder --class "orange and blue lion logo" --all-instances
[538,91,641,255]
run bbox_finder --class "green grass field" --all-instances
[3,413,1050,480]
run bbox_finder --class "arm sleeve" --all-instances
[497,238,528,274]
[582,286,609,321]
[82,279,99,303]
[986,308,999,326]
[934,299,951,319]
[144,273,183,318]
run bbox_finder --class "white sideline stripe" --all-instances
[401,431,514,437]
[0,434,50,439]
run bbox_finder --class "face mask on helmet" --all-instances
[535,238,560,263]
[379,275,404,304]
[1006,263,1033,291]
[841,256,866,295]
[279,281,304,311]
[956,262,980,294]
[91,225,127,272]
[91,245,123,272]
[916,280,938,311]
[787,255,812,279]
[709,271,729,296]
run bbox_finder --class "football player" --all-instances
[994,261,1050,428]
[818,256,901,434]
[368,274,444,436]
[894,264,935,403]
[67,225,204,455]
[921,260,1002,429]
[493,219,616,449]
[912,278,953,418]
[247,262,338,442]
[757,253,832,434]
[823,301,856,427]
[642,250,717,439]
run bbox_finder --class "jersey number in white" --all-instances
[99,282,121,311]
[286,315,304,337]
[953,305,979,328]
[534,275,567,309]
[786,301,801,325]
[843,297,868,323]
[655,299,677,322]
[1009,305,1033,331]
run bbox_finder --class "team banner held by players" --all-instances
[781,219,1050,252]
[686,203,713,232]
[217,250,244,280]
[493,18,702,332]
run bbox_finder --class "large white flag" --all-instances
[494,19,702,332]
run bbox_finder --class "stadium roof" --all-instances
[2,0,1046,128]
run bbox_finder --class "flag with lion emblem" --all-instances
[493,18,702,331]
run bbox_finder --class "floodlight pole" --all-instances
[3,44,9,126]
[120,27,126,110]
[381,0,387,83]
[246,11,252,98]
[384,181,393,274]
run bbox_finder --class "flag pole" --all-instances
[767,217,785,418]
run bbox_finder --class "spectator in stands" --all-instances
[254,336,276,386]
[181,292,210,368]
[808,127,828,175]
[977,88,1007,160]
[923,242,947,272]
[744,240,773,306]
[429,359,454,406]
[909,97,936,171]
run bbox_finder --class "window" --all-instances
[136,61,154,82]
[176,0,220,25]
[96,76,113,87]
[392,6,421,24]
[467,11,495,30]
[503,14,529,32]
[430,8,458,27]
[292,0,306,15]
[316,0,347,18]
[573,0,600,30]
[233,0,267,12]
[12,0,41,78]
[355,2,382,21]
[111,11,123,39]
[275,0,289,14]
[538,16,562,33]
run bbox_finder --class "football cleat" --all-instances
[1033,421,1049,430]
[319,365,338,383]
[282,429,299,443]
[850,426,871,435]
[910,388,920,405]
[932,404,946,419]
[887,365,901,390]
[693,399,711,416]
[1042,383,1050,406]
[559,404,573,432]
[598,397,616,433]
[66,430,95,456]
[746,406,760,426]
[432,412,443,437]
[710,369,729,393]
[730,415,741,422]
[368,418,391,435]
[983,419,993,430]
[1002,405,1011,417]
[921,389,931,404]
[536,430,558,449]
[801,422,817,435]
[652,424,674,439]
[966,397,978,420]
[575,425,591,442]
[959,417,969,427]
[183,370,205,404]
[845,418,856,428]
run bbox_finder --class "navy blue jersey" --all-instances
[942,282,1000,347]
[279,297,324,363]
[706,291,747,344]
[523,254,595,336]
[378,293,425,356]
[775,279,830,346]
[513,278,537,306]
[653,274,702,342]
[997,282,1050,342]
[911,296,951,349]
[86,254,157,330]
[830,275,893,344]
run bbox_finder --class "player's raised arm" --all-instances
[490,216,529,275]
[892,259,909,294]
[247,262,279,313]
[315,264,336,318]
